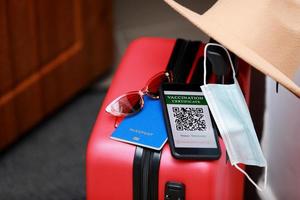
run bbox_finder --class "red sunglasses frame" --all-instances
[105,71,172,126]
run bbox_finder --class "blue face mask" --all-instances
[200,43,267,191]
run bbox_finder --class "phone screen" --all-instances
[163,90,217,149]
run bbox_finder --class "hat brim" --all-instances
[165,0,300,97]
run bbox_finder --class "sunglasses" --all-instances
[105,71,172,119]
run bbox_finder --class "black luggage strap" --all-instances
[133,39,202,200]
[133,147,161,200]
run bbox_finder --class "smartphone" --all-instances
[160,83,221,160]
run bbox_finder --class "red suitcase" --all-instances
[86,37,251,200]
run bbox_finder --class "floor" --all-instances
[0,87,105,200]
[0,0,260,199]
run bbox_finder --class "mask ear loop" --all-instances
[234,164,267,192]
[203,43,236,85]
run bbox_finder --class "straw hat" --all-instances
[165,0,300,98]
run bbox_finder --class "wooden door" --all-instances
[0,0,113,149]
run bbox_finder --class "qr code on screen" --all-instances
[172,107,207,131]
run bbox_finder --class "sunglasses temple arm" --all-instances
[114,117,123,128]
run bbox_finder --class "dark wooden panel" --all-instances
[57,53,88,106]
[7,0,44,137]
[0,0,113,150]
[82,0,113,78]
[38,0,87,115]
[0,101,17,149]
[15,82,44,135]
[7,0,39,84]
[40,44,86,115]
[0,1,13,95]
[57,0,88,100]
[35,0,76,64]
[40,68,60,115]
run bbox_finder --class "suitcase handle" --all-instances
[165,182,185,200]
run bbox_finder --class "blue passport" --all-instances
[111,96,168,150]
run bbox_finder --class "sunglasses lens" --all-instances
[107,93,143,116]
[147,73,169,98]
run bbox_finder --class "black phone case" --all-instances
[159,83,221,160]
